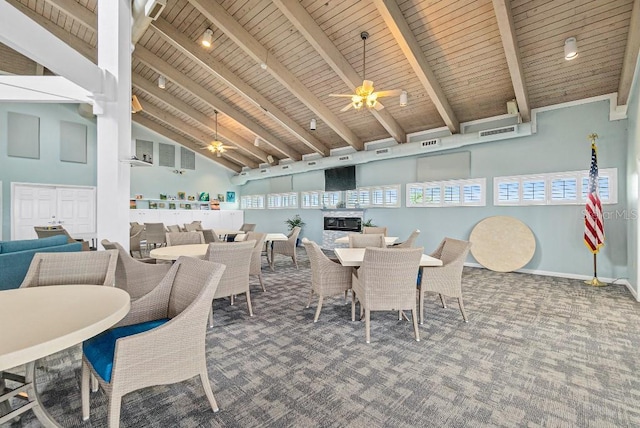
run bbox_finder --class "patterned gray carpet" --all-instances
[6,249,640,427]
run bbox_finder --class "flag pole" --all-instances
[584,133,607,287]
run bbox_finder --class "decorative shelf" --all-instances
[121,159,153,167]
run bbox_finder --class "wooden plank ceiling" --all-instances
[2,0,638,173]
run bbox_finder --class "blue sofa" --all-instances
[0,235,83,290]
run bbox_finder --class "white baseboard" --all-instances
[464,262,639,301]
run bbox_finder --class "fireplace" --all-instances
[324,217,362,232]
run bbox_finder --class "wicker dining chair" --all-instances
[302,238,352,322]
[101,240,171,300]
[245,232,267,292]
[205,241,255,326]
[271,226,301,269]
[81,256,226,428]
[166,224,182,233]
[20,250,118,288]
[362,226,388,236]
[348,233,386,248]
[129,223,146,258]
[419,237,472,324]
[34,225,91,251]
[391,229,421,248]
[184,221,203,232]
[240,223,256,232]
[165,231,205,246]
[202,229,223,244]
[351,247,423,343]
[144,223,167,249]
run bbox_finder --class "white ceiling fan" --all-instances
[329,31,402,112]
[200,111,237,157]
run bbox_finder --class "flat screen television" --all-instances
[324,166,356,191]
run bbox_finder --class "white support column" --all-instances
[96,1,132,249]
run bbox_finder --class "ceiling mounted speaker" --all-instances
[144,0,166,20]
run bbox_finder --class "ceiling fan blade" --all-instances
[374,89,402,98]
[329,94,355,98]
[223,146,238,150]
[340,103,353,112]
[374,101,385,111]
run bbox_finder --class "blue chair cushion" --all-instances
[83,318,169,383]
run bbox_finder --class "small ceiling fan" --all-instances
[329,31,402,112]
[201,111,237,157]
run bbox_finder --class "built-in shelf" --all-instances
[121,159,153,167]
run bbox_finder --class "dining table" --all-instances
[0,285,130,427]
[333,248,443,267]
[333,236,399,246]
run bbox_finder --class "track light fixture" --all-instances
[254,137,260,147]
[399,90,408,107]
[564,37,578,60]
[158,75,166,89]
[310,118,317,131]
[201,28,213,48]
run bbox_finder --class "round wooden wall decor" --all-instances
[469,216,536,272]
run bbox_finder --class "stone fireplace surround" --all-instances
[322,209,365,250]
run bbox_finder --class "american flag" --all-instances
[584,140,604,254]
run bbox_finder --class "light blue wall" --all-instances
[130,123,239,208]
[626,54,640,298]
[0,103,240,239]
[0,103,97,239]
[242,100,629,280]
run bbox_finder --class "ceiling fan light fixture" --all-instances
[564,37,578,60]
[201,28,213,48]
[400,90,408,106]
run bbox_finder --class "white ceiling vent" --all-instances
[280,165,290,170]
[375,148,391,156]
[420,139,440,148]
[479,125,517,138]
[307,160,318,166]
[259,168,269,174]
[338,155,352,161]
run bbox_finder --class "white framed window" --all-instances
[301,191,321,209]
[406,178,485,207]
[345,185,400,208]
[267,192,298,209]
[240,194,265,210]
[322,191,341,209]
[494,168,617,206]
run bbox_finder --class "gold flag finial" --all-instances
[588,133,598,143]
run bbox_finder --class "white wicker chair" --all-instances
[165,231,205,246]
[245,232,267,291]
[351,247,423,343]
[81,256,226,428]
[184,221,203,232]
[205,241,255,326]
[362,226,388,236]
[144,223,167,249]
[20,250,118,288]
[302,238,352,322]
[166,224,182,233]
[348,233,386,248]
[391,229,421,248]
[202,229,222,243]
[271,226,301,269]
[419,238,472,324]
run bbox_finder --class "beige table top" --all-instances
[469,216,536,272]
[334,236,398,245]
[0,285,130,371]
[334,248,443,267]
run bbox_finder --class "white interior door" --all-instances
[57,188,95,234]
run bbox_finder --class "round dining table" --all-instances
[0,285,130,427]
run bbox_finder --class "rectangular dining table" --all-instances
[333,236,399,245]
[333,248,443,267]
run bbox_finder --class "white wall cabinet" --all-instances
[130,209,243,230]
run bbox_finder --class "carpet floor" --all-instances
[6,249,640,427]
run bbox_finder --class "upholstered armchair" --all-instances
[351,247,423,343]
[81,256,226,428]
[165,231,205,246]
[205,241,255,326]
[302,238,352,322]
[245,231,267,291]
[348,233,386,248]
[271,226,301,269]
[419,238,471,324]
[362,226,388,236]
[101,240,171,300]
[391,229,421,248]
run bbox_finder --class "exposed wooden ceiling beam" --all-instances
[492,0,531,122]
[273,0,406,144]
[132,74,268,163]
[134,46,302,161]
[151,19,329,157]
[41,0,96,31]
[618,0,640,105]
[188,0,363,151]
[133,115,242,173]
[373,0,459,134]
[140,102,260,169]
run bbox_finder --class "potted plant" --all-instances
[362,218,376,228]
[285,214,306,246]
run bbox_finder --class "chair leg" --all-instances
[439,294,447,308]
[91,373,98,392]
[107,394,122,428]
[419,288,425,325]
[208,307,214,328]
[306,289,314,308]
[398,310,402,321]
[365,309,371,344]
[457,297,468,322]
[246,291,254,317]
[351,292,357,322]
[230,295,234,306]
[412,308,420,342]
[313,296,324,323]
[258,274,266,292]
[81,361,90,420]
[199,371,219,413]
[293,251,298,269]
